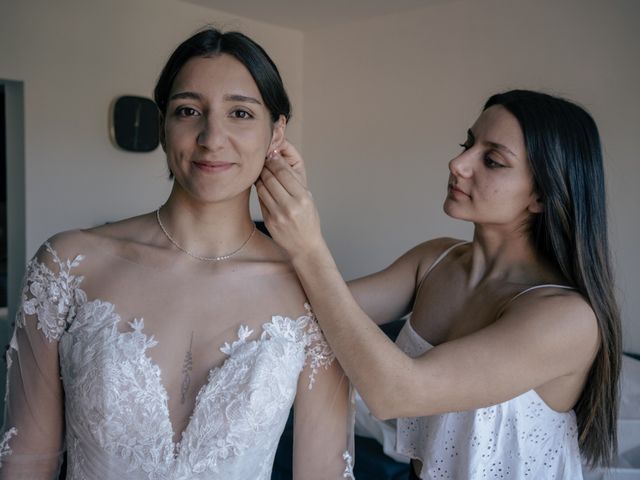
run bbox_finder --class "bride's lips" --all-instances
[192,160,234,173]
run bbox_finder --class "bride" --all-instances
[0,28,353,479]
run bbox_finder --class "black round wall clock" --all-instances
[110,95,160,152]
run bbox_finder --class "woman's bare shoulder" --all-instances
[411,237,469,279]
[500,287,599,359]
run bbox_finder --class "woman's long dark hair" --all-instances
[484,90,621,468]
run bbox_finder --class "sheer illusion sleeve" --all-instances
[292,306,355,479]
[0,242,84,478]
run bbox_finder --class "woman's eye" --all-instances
[459,143,469,151]
[176,107,199,117]
[231,110,253,119]
[484,156,504,168]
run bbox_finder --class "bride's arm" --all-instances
[292,335,352,479]
[0,242,69,479]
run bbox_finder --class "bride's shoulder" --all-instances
[82,212,155,243]
[250,232,299,276]
[244,233,309,312]
[33,213,155,267]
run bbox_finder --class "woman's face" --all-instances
[162,54,285,204]
[443,105,542,228]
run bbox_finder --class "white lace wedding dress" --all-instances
[0,236,354,479]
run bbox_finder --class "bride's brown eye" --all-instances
[176,107,199,117]
[231,110,253,119]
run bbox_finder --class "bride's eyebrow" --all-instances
[223,94,262,105]
[169,91,202,102]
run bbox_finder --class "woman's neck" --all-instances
[466,224,553,288]
[158,188,255,260]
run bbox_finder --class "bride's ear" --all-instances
[159,114,166,152]
[269,115,287,152]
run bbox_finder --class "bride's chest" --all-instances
[57,298,311,470]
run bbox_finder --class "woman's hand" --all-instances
[256,142,325,261]
[274,140,308,187]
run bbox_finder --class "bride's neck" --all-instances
[158,192,255,259]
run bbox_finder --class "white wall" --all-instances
[302,0,640,352]
[0,0,304,257]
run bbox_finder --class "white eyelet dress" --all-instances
[395,243,584,479]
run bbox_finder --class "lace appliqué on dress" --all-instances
[222,303,335,390]
[6,243,347,479]
[0,428,17,467]
[300,303,334,389]
[342,450,355,479]
[18,242,86,342]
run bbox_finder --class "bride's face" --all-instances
[162,54,285,204]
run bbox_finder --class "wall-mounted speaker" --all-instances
[110,95,159,152]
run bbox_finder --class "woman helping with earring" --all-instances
[257,90,621,479]
[0,28,353,479]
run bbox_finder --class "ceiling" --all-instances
[181,0,449,31]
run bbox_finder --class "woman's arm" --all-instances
[257,155,599,420]
[347,248,420,325]
[348,237,465,325]
[0,243,68,478]
[264,141,444,326]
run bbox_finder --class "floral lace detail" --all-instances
[226,303,335,389]
[0,428,17,467]
[18,242,86,341]
[60,300,338,478]
[299,303,335,389]
[9,244,348,479]
[342,450,355,479]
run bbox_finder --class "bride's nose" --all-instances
[197,115,226,150]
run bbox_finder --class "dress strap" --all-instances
[416,241,469,294]
[499,284,575,317]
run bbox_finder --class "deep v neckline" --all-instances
[95,300,314,458]
[23,243,345,478]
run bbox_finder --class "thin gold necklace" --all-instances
[156,208,256,261]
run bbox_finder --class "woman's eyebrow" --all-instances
[487,141,517,158]
[469,128,518,158]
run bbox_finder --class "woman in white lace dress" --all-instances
[0,28,353,479]
[256,90,621,479]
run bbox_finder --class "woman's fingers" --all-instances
[260,162,295,207]
[255,178,274,218]
[277,140,308,187]
[263,154,308,198]
[257,148,323,259]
